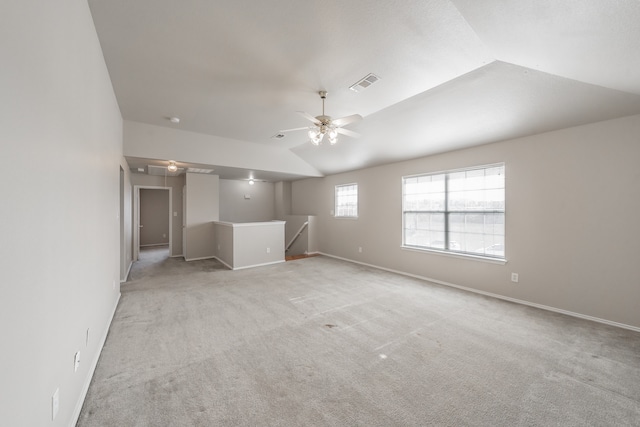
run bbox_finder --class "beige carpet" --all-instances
[77,247,640,426]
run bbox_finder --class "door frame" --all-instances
[133,185,173,260]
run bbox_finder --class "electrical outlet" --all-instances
[86,328,90,347]
[52,388,59,420]
[358,247,362,253]
[162,233,166,238]
[266,247,271,254]
[511,273,519,283]
[74,351,81,372]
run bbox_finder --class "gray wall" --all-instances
[130,174,185,257]
[185,173,219,260]
[139,189,170,246]
[1,1,125,425]
[233,222,285,269]
[275,181,292,218]
[213,222,234,268]
[292,114,640,329]
[220,179,275,222]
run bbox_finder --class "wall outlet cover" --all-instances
[74,351,81,372]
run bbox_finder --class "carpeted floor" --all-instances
[77,247,640,426]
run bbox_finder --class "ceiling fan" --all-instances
[279,91,362,145]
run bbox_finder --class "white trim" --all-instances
[213,220,286,228]
[139,243,170,248]
[401,245,507,265]
[402,161,506,180]
[71,293,121,426]
[120,261,133,283]
[231,259,286,271]
[170,254,183,258]
[318,252,640,333]
[184,255,217,262]
[213,256,233,270]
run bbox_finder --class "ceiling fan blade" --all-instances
[279,126,310,133]
[296,111,321,125]
[336,127,361,138]
[332,114,363,127]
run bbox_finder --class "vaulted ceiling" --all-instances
[89,0,640,180]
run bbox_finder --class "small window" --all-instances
[402,164,505,258]
[335,183,358,218]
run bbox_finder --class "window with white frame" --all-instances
[402,164,505,258]
[335,183,358,218]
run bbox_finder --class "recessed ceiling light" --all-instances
[169,117,180,124]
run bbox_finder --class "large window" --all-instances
[402,164,505,258]
[335,183,358,218]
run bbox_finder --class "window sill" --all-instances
[401,245,507,265]
[334,216,358,220]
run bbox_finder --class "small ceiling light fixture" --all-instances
[169,117,180,124]
[248,179,255,185]
[167,161,178,172]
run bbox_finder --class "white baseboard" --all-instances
[120,261,133,283]
[170,254,183,258]
[139,243,169,248]
[184,255,217,262]
[210,256,285,271]
[231,259,286,271]
[213,256,233,270]
[319,252,640,333]
[70,292,121,426]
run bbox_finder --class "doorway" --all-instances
[133,186,172,261]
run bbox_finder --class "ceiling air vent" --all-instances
[186,168,215,174]
[349,73,380,92]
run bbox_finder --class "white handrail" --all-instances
[286,221,309,252]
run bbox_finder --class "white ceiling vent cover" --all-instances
[186,168,215,174]
[349,73,380,92]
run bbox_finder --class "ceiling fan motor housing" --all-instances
[316,115,332,126]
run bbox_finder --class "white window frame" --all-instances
[401,163,505,261]
[335,183,358,218]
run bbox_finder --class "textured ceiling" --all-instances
[89,0,640,180]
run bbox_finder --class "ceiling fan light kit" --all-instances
[279,91,362,146]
